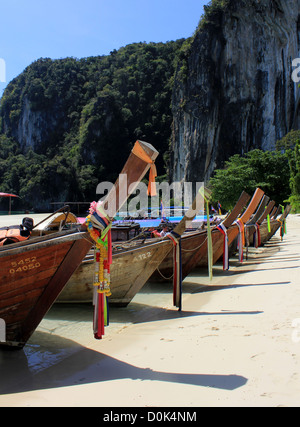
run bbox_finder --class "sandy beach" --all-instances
[0,213,299,407]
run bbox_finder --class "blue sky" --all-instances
[0,0,207,96]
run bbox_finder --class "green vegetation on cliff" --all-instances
[0,40,184,210]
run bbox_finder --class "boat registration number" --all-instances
[9,257,41,274]
[133,251,152,262]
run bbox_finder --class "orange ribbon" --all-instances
[132,140,157,196]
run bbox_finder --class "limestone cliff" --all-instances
[170,0,300,184]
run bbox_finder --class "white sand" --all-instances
[0,214,299,407]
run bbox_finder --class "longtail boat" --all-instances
[247,199,275,247]
[225,193,269,259]
[30,206,79,236]
[58,187,207,308]
[256,200,276,228]
[260,204,283,243]
[151,188,264,282]
[261,204,291,244]
[241,194,270,258]
[210,187,265,267]
[0,140,158,349]
[149,190,250,282]
[31,208,141,242]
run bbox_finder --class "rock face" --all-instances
[170,0,300,184]
[16,96,66,152]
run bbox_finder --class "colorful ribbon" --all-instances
[217,223,229,270]
[277,219,286,240]
[277,219,283,240]
[253,223,261,248]
[168,231,182,311]
[235,218,245,262]
[277,205,287,241]
[199,187,213,280]
[267,214,271,233]
[205,199,213,281]
[279,205,287,240]
[86,208,112,340]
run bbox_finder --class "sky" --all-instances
[0,0,207,96]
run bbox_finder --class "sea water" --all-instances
[114,215,213,228]
[0,211,34,216]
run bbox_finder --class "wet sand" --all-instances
[0,214,300,407]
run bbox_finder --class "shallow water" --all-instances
[0,213,50,228]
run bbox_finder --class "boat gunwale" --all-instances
[0,229,91,257]
[113,226,213,254]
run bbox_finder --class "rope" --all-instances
[180,225,218,253]
[181,236,209,252]
[167,230,182,310]
[217,223,229,270]
[155,266,174,281]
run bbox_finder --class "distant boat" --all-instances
[254,204,291,245]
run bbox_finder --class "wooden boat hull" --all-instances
[261,205,292,244]
[58,220,245,305]
[58,225,225,305]
[255,220,278,245]
[59,238,174,306]
[150,228,213,281]
[0,231,92,348]
[231,204,291,256]
[150,189,263,280]
[152,221,248,281]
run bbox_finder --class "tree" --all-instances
[277,130,300,213]
[208,149,291,211]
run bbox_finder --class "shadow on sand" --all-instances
[181,281,291,295]
[0,332,248,396]
[40,299,263,326]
